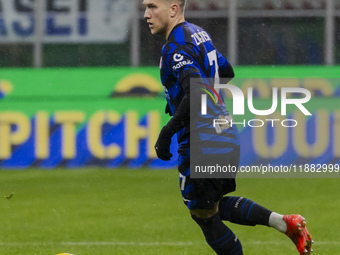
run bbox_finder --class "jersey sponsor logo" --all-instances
[191,30,212,46]
[172,60,194,71]
[173,53,184,62]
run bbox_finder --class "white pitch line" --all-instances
[0,242,192,247]
[0,241,339,246]
[61,242,193,246]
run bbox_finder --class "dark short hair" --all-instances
[166,0,186,10]
[177,0,186,8]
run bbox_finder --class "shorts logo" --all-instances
[173,53,184,62]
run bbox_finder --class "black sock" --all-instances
[219,196,272,226]
[192,213,243,255]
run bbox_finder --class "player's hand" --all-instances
[155,126,174,161]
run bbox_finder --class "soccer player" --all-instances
[143,0,313,254]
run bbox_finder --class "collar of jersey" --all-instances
[168,21,187,40]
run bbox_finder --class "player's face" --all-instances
[143,0,172,36]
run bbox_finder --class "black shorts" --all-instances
[178,146,240,210]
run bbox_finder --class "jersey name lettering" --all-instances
[191,30,211,46]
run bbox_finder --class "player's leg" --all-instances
[178,152,243,255]
[215,146,313,254]
[216,146,299,229]
[191,204,243,255]
[219,197,313,254]
[218,196,272,227]
[213,147,273,226]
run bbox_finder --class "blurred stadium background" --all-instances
[0,0,340,254]
[1,0,340,67]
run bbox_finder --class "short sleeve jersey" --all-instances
[160,21,239,153]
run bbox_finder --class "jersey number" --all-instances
[207,49,220,96]
[207,49,220,80]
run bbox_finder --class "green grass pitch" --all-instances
[0,168,339,255]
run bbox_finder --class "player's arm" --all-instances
[217,50,235,80]
[155,73,200,161]
[161,73,199,130]
[220,62,234,79]
[155,48,200,161]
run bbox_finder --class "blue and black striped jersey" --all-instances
[160,21,239,155]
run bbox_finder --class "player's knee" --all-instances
[191,211,217,229]
[190,202,219,219]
